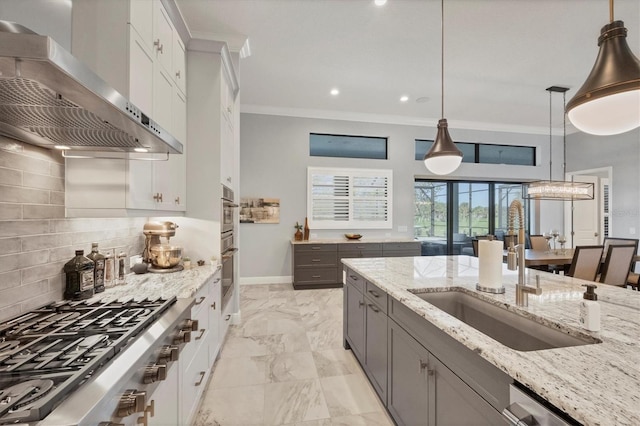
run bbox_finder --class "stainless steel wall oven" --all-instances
[221,185,237,309]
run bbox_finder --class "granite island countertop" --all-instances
[342,255,640,426]
[88,264,221,302]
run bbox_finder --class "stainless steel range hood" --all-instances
[0,21,183,155]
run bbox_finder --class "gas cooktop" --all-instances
[0,297,176,424]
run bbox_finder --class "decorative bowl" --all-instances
[345,233,362,240]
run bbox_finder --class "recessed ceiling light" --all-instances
[134,147,149,153]
[374,0,387,6]
[330,88,340,96]
[400,95,409,102]
[54,145,70,150]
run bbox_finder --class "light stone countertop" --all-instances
[87,264,221,302]
[342,255,640,426]
[291,238,419,244]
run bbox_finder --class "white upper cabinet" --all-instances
[67,0,187,216]
[173,36,187,95]
[153,2,174,74]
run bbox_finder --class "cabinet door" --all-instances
[220,107,234,187]
[208,274,222,365]
[173,35,186,94]
[128,28,154,115]
[148,362,179,426]
[432,357,506,426]
[365,300,387,403]
[129,0,153,51]
[153,1,173,73]
[388,320,431,426]
[344,282,365,361]
[151,67,175,210]
[180,340,209,425]
[127,161,155,210]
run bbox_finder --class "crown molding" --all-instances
[240,104,572,136]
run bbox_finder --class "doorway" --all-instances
[564,167,612,247]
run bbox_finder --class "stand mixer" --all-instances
[142,221,182,271]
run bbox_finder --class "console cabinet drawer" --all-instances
[383,242,421,254]
[338,243,383,252]
[295,251,337,267]
[295,244,337,253]
[294,268,338,284]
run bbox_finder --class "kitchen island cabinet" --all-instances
[343,256,640,426]
[292,239,419,289]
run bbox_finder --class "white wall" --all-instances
[566,128,640,240]
[0,0,72,50]
[239,112,561,282]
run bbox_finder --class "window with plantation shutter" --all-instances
[307,167,392,229]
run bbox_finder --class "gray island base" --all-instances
[342,256,640,426]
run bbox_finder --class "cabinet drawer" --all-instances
[383,242,421,253]
[294,243,337,253]
[338,243,382,252]
[344,268,365,293]
[294,268,338,284]
[295,251,337,267]
[339,250,382,260]
[181,340,210,425]
[365,280,387,313]
[383,250,420,258]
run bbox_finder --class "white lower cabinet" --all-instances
[147,362,179,426]
[178,270,222,424]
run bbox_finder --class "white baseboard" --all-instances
[239,275,292,285]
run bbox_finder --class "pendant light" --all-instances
[423,0,462,175]
[524,87,594,201]
[566,0,640,135]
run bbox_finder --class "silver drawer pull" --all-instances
[194,296,206,305]
[195,371,206,386]
[311,259,321,262]
[195,329,206,340]
[311,247,321,250]
[502,403,536,426]
[311,275,321,278]
[368,290,380,298]
[349,275,359,280]
[358,300,365,307]
[368,303,380,313]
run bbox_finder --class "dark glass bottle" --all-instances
[64,250,95,300]
[86,242,105,293]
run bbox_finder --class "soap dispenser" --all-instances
[579,284,600,332]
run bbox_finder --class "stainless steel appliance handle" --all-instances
[223,201,239,208]
[502,403,536,426]
[221,248,238,260]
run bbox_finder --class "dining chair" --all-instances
[602,237,639,261]
[529,235,550,251]
[468,235,494,256]
[598,244,636,287]
[566,246,604,281]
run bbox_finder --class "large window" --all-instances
[415,140,536,166]
[415,180,529,255]
[308,167,392,229]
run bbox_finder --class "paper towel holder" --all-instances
[476,283,505,294]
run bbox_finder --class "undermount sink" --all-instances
[411,291,601,352]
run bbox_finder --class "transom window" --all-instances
[310,133,388,159]
[415,140,536,166]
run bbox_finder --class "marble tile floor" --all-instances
[194,283,395,426]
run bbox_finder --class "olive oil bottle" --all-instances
[64,250,95,300]
[86,242,105,293]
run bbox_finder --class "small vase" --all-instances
[294,230,303,241]
[303,217,310,241]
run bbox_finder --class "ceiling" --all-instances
[176,0,640,135]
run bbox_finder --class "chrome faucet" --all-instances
[506,200,542,306]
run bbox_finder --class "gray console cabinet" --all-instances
[344,267,510,426]
[293,241,419,289]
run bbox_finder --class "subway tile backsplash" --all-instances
[0,137,146,322]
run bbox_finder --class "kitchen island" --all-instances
[342,255,640,426]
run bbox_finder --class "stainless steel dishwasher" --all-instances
[503,384,576,426]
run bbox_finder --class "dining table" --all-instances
[501,248,640,268]
[502,248,574,267]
